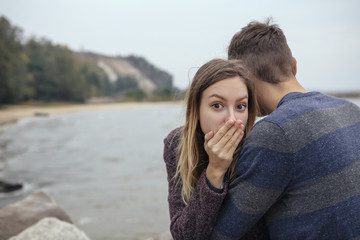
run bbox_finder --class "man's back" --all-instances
[212,91,360,239]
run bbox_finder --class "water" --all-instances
[0,103,185,240]
[346,97,360,107]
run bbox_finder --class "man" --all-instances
[211,19,360,239]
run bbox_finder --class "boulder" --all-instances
[9,217,90,240]
[0,191,72,240]
[0,180,23,193]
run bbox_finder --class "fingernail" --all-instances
[227,120,234,126]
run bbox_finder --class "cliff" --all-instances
[75,52,173,95]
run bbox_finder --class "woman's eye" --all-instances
[212,103,223,109]
[237,104,246,110]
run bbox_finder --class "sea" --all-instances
[0,98,359,240]
[0,103,185,240]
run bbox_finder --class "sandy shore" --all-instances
[0,101,183,127]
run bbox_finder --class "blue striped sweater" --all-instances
[211,91,360,240]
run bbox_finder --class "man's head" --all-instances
[228,19,302,115]
[228,19,295,84]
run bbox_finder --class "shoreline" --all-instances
[0,101,183,128]
[2,97,357,128]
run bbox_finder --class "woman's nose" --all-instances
[225,109,236,122]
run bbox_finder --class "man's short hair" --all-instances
[228,18,294,84]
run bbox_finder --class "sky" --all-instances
[0,0,359,92]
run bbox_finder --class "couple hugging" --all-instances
[163,19,360,240]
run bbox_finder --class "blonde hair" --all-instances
[175,59,258,203]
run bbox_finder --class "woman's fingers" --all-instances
[205,120,245,162]
[208,120,235,145]
[214,120,243,149]
[204,130,214,145]
[223,125,244,153]
[204,120,245,177]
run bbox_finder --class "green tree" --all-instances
[25,39,88,102]
[124,88,146,101]
[151,87,183,101]
[0,16,29,104]
[114,74,138,93]
[76,59,111,97]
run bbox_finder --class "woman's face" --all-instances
[199,76,249,135]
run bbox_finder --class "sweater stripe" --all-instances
[267,159,360,222]
[268,194,360,239]
[216,199,263,238]
[282,102,360,150]
[266,92,347,124]
[235,146,294,190]
[228,180,282,215]
[293,122,360,186]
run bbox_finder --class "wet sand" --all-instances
[0,101,183,127]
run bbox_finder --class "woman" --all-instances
[163,59,268,239]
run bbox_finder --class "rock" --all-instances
[34,112,49,117]
[8,217,90,240]
[0,180,23,193]
[0,191,72,240]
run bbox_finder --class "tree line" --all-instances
[0,16,181,105]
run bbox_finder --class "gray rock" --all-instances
[0,191,72,240]
[0,180,23,193]
[9,217,90,240]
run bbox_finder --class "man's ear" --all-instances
[293,57,297,76]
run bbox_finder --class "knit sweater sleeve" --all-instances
[163,127,228,240]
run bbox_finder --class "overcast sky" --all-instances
[1,0,359,91]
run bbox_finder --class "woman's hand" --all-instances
[204,119,245,188]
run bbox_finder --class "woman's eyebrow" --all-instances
[208,93,248,101]
[208,94,226,100]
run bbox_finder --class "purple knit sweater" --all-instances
[163,127,269,240]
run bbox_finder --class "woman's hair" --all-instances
[176,58,258,203]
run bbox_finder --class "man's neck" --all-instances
[259,78,307,114]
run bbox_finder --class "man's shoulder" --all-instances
[259,91,360,128]
[266,92,348,124]
[245,92,360,153]
[244,119,293,153]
